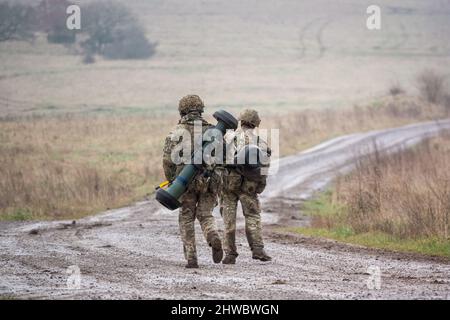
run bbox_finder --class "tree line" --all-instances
[0,0,157,62]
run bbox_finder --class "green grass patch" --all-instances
[302,190,345,218]
[288,191,450,259]
[2,208,34,221]
[287,227,450,258]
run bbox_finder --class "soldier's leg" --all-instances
[196,192,219,241]
[240,193,263,250]
[179,191,198,268]
[240,193,271,261]
[196,192,223,263]
[220,191,239,258]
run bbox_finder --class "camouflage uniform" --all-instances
[220,109,272,263]
[162,95,223,268]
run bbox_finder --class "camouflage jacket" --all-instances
[162,112,222,194]
[223,126,271,194]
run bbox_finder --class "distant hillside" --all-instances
[0,0,449,116]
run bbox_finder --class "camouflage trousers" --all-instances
[220,191,264,257]
[179,190,220,262]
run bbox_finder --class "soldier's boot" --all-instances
[222,254,237,265]
[252,248,272,262]
[208,234,223,264]
[185,259,199,269]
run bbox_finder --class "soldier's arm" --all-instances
[222,130,237,166]
[257,136,271,179]
[162,134,177,181]
[257,136,271,156]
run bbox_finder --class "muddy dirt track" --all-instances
[1,120,450,300]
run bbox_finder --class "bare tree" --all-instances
[36,0,77,44]
[0,2,35,42]
[82,1,156,60]
[82,1,134,54]
[102,23,157,60]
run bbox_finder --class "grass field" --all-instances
[1,0,450,220]
[1,0,450,116]
[0,93,448,220]
[287,132,450,258]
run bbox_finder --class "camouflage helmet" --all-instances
[178,95,204,116]
[239,109,261,127]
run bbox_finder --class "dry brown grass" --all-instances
[0,94,448,220]
[416,69,446,105]
[0,114,175,219]
[266,94,447,155]
[333,132,450,240]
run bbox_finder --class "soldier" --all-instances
[220,109,272,264]
[162,95,223,268]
